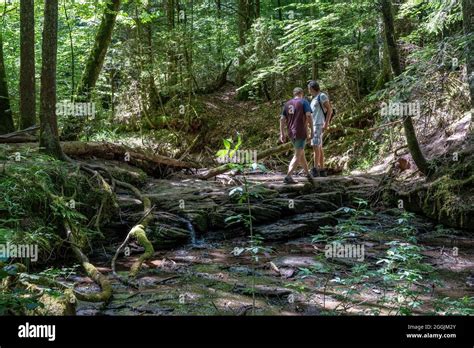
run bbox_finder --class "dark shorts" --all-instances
[291,138,306,149]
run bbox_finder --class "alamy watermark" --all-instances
[56,101,96,119]
[216,149,258,164]
[381,101,420,118]
[0,243,38,262]
[325,242,365,262]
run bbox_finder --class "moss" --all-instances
[129,225,154,278]
[423,174,474,229]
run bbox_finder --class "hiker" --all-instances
[307,80,333,177]
[279,87,314,184]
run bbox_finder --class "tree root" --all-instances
[111,180,155,286]
[65,222,112,302]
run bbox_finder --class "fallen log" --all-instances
[0,135,37,143]
[0,125,39,143]
[198,142,293,180]
[62,142,193,170]
[1,141,195,175]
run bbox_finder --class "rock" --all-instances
[234,204,282,224]
[294,194,339,211]
[254,213,337,241]
[290,212,338,228]
[252,285,292,297]
[228,266,255,276]
[272,256,323,269]
[254,223,310,241]
[147,224,190,247]
[278,267,295,278]
[234,283,292,297]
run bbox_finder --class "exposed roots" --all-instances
[111,180,155,286]
[66,222,112,303]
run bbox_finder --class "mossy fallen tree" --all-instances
[1,140,196,175]
[62,142,194,173]
[198,142,293,180]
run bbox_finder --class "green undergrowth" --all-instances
[0,146,118,266]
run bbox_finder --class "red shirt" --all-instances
[281,97,311,139]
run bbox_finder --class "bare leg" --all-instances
[319,146,324,169]
[298,149,310,175]
[287,152,299,176]
[313,147,317,168]
[313,146,321,169]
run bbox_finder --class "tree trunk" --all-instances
[380,0,430,175]
[310,3,318,80]
[0,32,14,134]
[39,0,65,160]
[19,0,36,129]
[61,141,194,175]
[166,0,178,86]
[277,0,282,21]
[236,0,247,87]
[62,0,120,140]
[462,0,474,109]
[75,0,121,101]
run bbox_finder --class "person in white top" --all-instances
[307,80,333,177]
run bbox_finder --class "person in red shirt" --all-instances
[279,87,314,184]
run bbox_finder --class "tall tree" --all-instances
[380,0,430,175]
[236,0,248,86]
[276,0,282,21]
[39,0,65,160]
[0,30,14,134]
[462,0,474,109]
[62,0,120,140]
[19,0,36,129]
[75,0,121,101]
[166,0,177,86]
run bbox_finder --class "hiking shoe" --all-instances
[311,167,319,177]
[319,169,328,177]
[284,175,296,184]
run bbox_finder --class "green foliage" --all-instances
[376,240,433,315]
[0,150,116,264]
[0,264,43,315]
[386,210,418,243]
[433,296,474,315]
[312,198,373,244]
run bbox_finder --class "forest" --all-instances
[0,0,472,318]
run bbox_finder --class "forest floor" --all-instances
[2,86,472,316]
[55,171,474,316]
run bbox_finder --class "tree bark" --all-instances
[380,0,430,175]
[166,0,178,86]
[236,0,248,87]
[0,32,14,134]
[75,0,121,101]
[277,0,282,21]
[462,0,474,109]
[61,141,194,174]
[62,0,120,140]
[19,0,36,129]
[39,0,65,160]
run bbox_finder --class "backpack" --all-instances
[317,94,336,124]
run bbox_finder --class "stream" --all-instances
[63,173,473,315]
